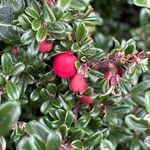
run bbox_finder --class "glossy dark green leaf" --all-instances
[16,135,42,150]
[84,131,103,148]
[32,19,41,31]
[70,0,87,10]
[47,83,57,93]
[130,139,140,150]
[25,6,40,19]
[46,132,62,150]
[131,80,150,94]
[140,8,150,27]
[60,124,68,138]
[26,121,52,141]
[0,1,20,42]
[70,128,85,141]
[124,39,136,54]
[0,102,21,136]
[71,140,83,150]
[12,62,25,75]
[125,114,148,132]
[27,40,38,56]
[43,1,56,23]
[145,90,150,113]
[18,14,31,29]
[36,27,47,42]
[6,82,20,100]
[1,53,13,75]
[30,89,40,101]
[64,111,74,127]
[100,139,114,150]
[21,30,34,45]
[76,22,87,43]
[12,0,25,12]
[0,73,6,86]
[57,0,71,11]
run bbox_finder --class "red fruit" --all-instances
[80,95,93,104]
[12,47,20,56]
[53,51,78,78]
[69,73,88,93]
[38,39,53,53]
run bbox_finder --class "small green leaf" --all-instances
[76,22,87,43]
[134,0,150,8]
[140,8,150,27]
[36,27,47,42]
[46,132,62,150]
[144,136,150,148]
[71,140,83,150]
[17,136,40,150]
[25,6,40,19]
[60,124,68,138]
[12,62,25,75]
[0,73,6,86]
[1,53,13,75]
[130,139,140,150]
[131,80,150,94]
[125,114,149,132]
[18,14,31,29]
[70,0,87,10]
[21,30,34,45]
[47,83,57,93]
[100,139,114,150]
[124,39,136,54]
[26,121,51,140]
[27,40,38,56]
[6,82,20,100]
[70,128,85,141]
[12,0,25,12]
[43,1,56,23]
[0,137,6,150]
[145,90,150,113]
[32,19,41,31]
[30,89,40,101]
[0,102,21,136]
[57,0,71,11]
[84,132,103,147]
[64,111,74,127]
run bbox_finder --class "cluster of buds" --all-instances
[80,51,150,96]
[46,0,57,7]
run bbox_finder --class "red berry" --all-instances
[38,39,53,53]
[12,47,20,56]
[69,73,88,93]
[53,51,78,78]
[80,95,93,104]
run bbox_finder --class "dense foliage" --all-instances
[0,0,150,150]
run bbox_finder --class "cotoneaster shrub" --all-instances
[0,0,150,150]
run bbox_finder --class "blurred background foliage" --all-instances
[92,0,141,50]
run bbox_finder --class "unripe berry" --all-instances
[53,51,78,78]
[69,73,88,93]
[38,39,53,53]
[80,95,93,104]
